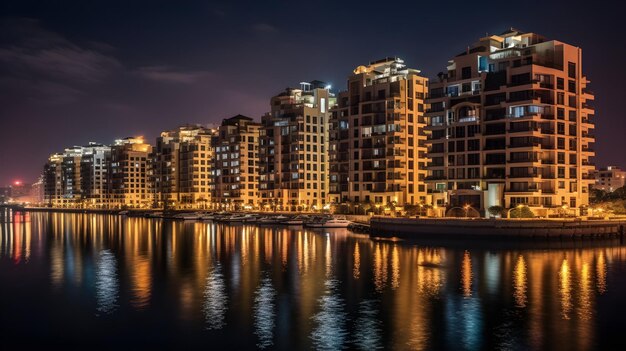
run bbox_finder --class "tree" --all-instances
[488,205,505,218]
[510,206,535,218]
[405,204,419,216]
[590,188,608,203]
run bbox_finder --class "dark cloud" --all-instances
[0,18,121,104]
[136,66,211,84]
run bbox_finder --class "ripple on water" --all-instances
[353,299,383,350]
[310,279,349,350]
[254,276,276,349]
[203,263,228,330]
[95,249,119,316]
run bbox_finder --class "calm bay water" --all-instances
[2,211,626,350]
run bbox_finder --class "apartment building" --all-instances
[153,125,216,209]
[43,153,63,206]
[211,115,261,209]
[80,142,111,207]
[425,29,595,215]
[109,137,153,208]
[259,81,335,211]
[593,166,625,192]
[329,57,429,208]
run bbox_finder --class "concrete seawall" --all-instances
[371,217,626,240]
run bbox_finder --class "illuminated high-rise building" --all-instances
[80,142,111,208]
[109,137,153,208]
[329,57,429,208]
[211,115,261,210]
[425,29,595,215]
[153,125,217,209]
[259,81,335,211]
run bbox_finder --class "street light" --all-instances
[561,204,569,218]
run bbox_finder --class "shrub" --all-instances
[509,206,535,218]
[488,205,505,218]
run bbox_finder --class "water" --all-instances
[2,211,626,349]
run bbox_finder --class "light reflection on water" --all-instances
[203,263,227,330]
[95,249,119,315]
[0,211,625,349]
[254,275,276,349]
[353,299,383,350]
[310,279,348,351]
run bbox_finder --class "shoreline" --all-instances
[371,217,626,240]
[5,206,626,241]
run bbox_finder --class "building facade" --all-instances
[211,115,261,210]
[329,57,429,209]
[109,137,153,208]
[259,81,335,211]
[80,143,111,207]
[31,176,45,205]
[43,153,65,207]
[425,29,596,215]
[153,125,216,209]
[593,166,625,192]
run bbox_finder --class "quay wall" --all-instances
[371,217,626,239]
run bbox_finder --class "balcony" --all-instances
[425,175,446,180]
[483,174,506,179]
[508,157,540,163]
[428,92,446,99]
[508,173,540,178]
[507,185,540,192]
[426,106,445,113]
[371,183,387,192]
[508,142,540,149]
[484,144,506,150]
[508,127,540,133]
[387,148,405,156]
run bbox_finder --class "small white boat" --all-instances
[258,215,289,224]
[228,215,248,222]
[174,213,200,220]
[306,216,352,228]
[281,215,308,225]
[200,214,216,221]
[118,210,130,216]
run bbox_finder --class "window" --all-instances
[468,153,480,165]
[462,66,471,79]
[568,62,576,79]
[468,139,480,151]
[568,80,576,93]
[456,140,465,152]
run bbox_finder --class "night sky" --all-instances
[0,0,624,185]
